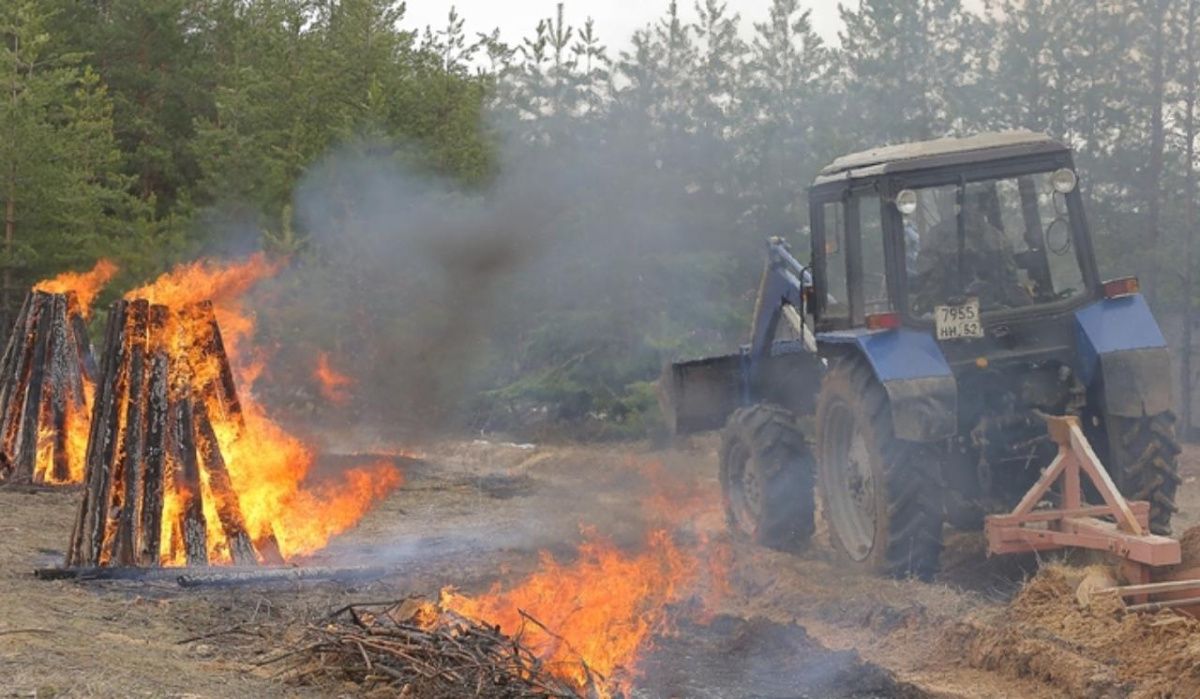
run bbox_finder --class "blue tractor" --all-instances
[661,131,1181,579]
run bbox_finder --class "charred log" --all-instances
[0,291,97,486]
[68,298,274,569]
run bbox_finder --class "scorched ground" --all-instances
[2,434,1199,696]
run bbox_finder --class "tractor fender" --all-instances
[1074,294,1172,417]
[817,329,956,442]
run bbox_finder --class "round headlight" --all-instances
[1051,168,1077,194]
[895,189,918,216]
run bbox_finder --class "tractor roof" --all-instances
[815,131,1068,185]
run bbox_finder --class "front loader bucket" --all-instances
[658,353,746,436]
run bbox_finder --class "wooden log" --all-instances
[62,292,89,405]
[1,293,43,467]
[13,293,55,482]
[109,300,149,566]
[81,301,130,566]
[50,400,69,483]
[175,565,390,589]
[254,532,285,566]
[47,295,72,483]
[192,400,257,565]
[0,292,31,379]
[174,394,207,565]
[0,293,33,426]
[66,292,98,382]
[68,301,122,567]
[186,301,243,428]
[137,305,170,566]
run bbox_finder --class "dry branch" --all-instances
[271,599,590,698]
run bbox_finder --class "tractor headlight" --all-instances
[895,189,918,216]
[1051,168,1078,194]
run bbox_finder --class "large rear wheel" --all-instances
[816,358,944,579]
[718,404,815,550]
[1104,412,1182,535]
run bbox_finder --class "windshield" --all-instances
[904,170,1085,317]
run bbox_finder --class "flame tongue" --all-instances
[313,351,354,405]
[33,259,118,320]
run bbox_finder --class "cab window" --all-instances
[858,194,890,314]
[822,201,849,319]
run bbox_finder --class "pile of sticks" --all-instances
[0,290,96,484]
[67,299,282,568]
[272,599,596,698]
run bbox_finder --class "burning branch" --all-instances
[272,599,592,698]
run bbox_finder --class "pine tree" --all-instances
[738,0,833,247]
[0,0,138,321]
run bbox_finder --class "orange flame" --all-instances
[438,458,732,694]
[442,529,698,695]
[127,254,402,564]
[33,259,118,319]
[313,352,354,405]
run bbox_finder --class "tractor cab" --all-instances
[809,131,1100,336]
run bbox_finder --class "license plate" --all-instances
[935,299,983,340]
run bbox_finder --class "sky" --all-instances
[402,1,858,51]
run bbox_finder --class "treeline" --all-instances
[3,0,1199,438]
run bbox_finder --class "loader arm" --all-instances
[748,237,816,371]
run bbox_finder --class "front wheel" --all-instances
[718,404,815,550]
[816,358,944,579]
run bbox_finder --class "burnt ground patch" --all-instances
[634,614,926,699]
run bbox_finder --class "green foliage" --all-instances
[10,0,1200,439]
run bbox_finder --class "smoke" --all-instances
[252,111,760,437]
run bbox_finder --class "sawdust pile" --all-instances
[948,564,1200,698]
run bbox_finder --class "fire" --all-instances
[436,457,732,694]
[313,351,353,405]
[126,253,281,377]
[124,254,402,564]
[33,259,118,320]
[442,529,698,694]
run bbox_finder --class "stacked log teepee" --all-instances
[0,291,97,484]
[67,299,282,568]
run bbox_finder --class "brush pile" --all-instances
[275,598,600,698]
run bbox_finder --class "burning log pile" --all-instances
[0,290,97,484]
[67,299,282,568]
[274,599,597,698]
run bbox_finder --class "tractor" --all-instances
[661,131,1182,580]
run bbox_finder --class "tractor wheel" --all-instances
[816,358,944,579]
[1104,412,1182,535]
[718,404,815,551]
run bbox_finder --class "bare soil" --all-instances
[2,438,1199,698]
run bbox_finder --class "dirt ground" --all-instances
[3,437,1200,698]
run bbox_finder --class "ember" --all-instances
[0,290,98,484]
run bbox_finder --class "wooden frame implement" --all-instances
[985,414,1182,584]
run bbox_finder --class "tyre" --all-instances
[718,404,815,550]
[815,358,944,579]
[1103,412,1182,535]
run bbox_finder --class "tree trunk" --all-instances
[1144,0,1169,306]
[1182,0,1198,439]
